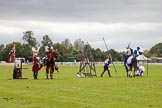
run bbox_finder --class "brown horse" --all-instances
[126,55,139,77]
[45,49,59,79]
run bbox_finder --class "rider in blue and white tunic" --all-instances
[126,47,143,77]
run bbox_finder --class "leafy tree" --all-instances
[22,31,37,47]
[53,43,64,55]
[53,43,65,62]
[38,46,45,58]
[2,42,20,61]
[61,38,73,54]
[1,42,33,62]
[93,48,103,62]
[73,39,83,51]
[149,43,162,57]
[20,44,32,59]
[0,44,4,61]
[142,50,149,58]
[41,35,52,46]
[0,44,4,51]
[103,49,121,61]
[72,49,80,55]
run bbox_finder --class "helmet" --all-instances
[134,50,139,55]
[137,47,143,55]
[137,47,140,51]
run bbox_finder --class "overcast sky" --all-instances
[0,0,162,51]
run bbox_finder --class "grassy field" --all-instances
[0,64,162,108]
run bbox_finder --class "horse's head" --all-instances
[50,49,59,59]
[131,57,139,71]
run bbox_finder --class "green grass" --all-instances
[0,64,162,108]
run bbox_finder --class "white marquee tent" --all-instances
[136,54,151,61]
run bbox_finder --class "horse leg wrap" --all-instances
[50,73,53,79]
[46,73,49,79]
[128,71,132,77]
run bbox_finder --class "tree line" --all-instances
[0,31,162,62]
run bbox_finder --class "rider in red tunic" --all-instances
[45,41,54,58]
[45,41,54,79]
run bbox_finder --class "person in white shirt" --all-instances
[135,65,145,76]
[100,54,112,77]
[45,41,54,58]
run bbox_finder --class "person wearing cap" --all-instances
[100,54,112,77]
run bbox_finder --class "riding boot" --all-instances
[108,70,112,77]
[125,66,128,77]
[35,72,38,79]
[34,72,37,79]
[126,71,129,77]
[33,73,35,79]
[140,71,143,76]
[46,74,48,79]
[128,71,132,77]
[50,73,53,79]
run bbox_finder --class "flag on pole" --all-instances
[8,44,16,62]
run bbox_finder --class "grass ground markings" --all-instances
[0,64,162,108]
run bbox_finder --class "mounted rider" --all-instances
[45,41,58,79]
[126,50,138,77]
[45,41,54,60]
[123,46,133,77]
[126,47,143,77]
[123,46,133,65]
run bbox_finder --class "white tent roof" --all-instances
[137,54,151,61]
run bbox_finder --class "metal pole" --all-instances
[102,37,117,74]
[146,52,149,76]
[103,37,109,52]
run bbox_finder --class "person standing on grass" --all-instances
[32,54,40,80]
[100,54,112,77]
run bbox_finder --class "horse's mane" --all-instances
[50,49,59,59]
